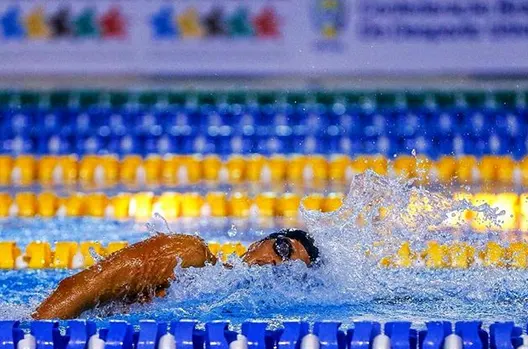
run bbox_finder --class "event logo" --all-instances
[150,6,280,39]
[311,0,347,39]
[0,5,126,40]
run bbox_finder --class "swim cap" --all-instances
[264,229,319,265]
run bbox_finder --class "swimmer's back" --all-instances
[33,233,216,319]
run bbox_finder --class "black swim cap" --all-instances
[264,229,319,265]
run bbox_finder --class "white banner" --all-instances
[0,0,527,75]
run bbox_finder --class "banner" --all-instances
[0,0,527,75]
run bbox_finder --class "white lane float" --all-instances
[158,332,176,349]
[17,333,36,349]
[229,334,249,349]
[301,333,320,349]
[443,333,463,349]
[88,334,105,349]
[372,334,390,349]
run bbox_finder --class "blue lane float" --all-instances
[1,104,527,157]
[1,320,527,349]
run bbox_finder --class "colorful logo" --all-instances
[150,6,280,39]
[311,0,347,39]
[0,5,126,40]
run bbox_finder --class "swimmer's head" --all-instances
[242,229,319,266]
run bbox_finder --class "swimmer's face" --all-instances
[242,236,311,266]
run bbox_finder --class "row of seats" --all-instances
[3,132,528,158]
[381,241,528,269]
[2,106,527,138]
[2,154,528,187]
[2,190,528,231]
[0,191,344,219]
[2,89,525,109]
[0,240,246,269]
[0,319,520,349]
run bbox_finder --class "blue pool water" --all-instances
[0,172,526,326]
[2,266,528,327]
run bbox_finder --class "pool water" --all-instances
[1,171,526,327]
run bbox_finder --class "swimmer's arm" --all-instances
[32,233,216,320]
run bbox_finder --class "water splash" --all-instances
[120,171,523,325]
[146,213,174,235]
[6,171,525,324]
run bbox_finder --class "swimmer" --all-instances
[32,229,319,319]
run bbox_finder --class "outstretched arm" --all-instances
[32,233,217,320]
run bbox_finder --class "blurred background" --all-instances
[0,0,527,229]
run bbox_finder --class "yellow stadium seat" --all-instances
[85,193,108,218]
[220,243,239,261]
[120,155,143,184]
[52,242,78,268]
[203,155,222,181]
[255,192,277,217]
[15,192,37,217]
[424,241,444,268]
[246,155,265,181]
[185,156,203,183]
[12,155,36,186]
[65,193,85,217]
[520,156,528,186]
[37,155,58,185]
[305,156,328,181]
[0,242,20,269]
[322,193,344,212]
[58,155,79,185]
[226,155,246,183]
[0,155,13,185]
[162,155,203,185]
[368,156,388,176]
[205,192,228,217]
[277,193,301,218]
[435,156,457,184]
[328,155,351,181]
[302,194,324,211]
[396,242,413,268]
[99,155,120,185]
[180,193,203,218]
[392,156,416,179]
[208,242,221,256]
[268,155,287,181]
[154,192,181,219]
[229,193,251,218]
[508,242,527,268]
[0,193,12,218]
[496,157,516,184]
[350,156,369,175]
[287,155,306,182]
[479,156,500,183]
[110,193,131,219]
[131,192,154,220]
[37,192,58,217]
[79,155,99,184]
[144,155,162,185]
[456,156,478,184]
[483,242,504,267]
[448,243,472,269]
[26,241,52,269]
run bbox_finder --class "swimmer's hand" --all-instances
[32,233,217,319]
